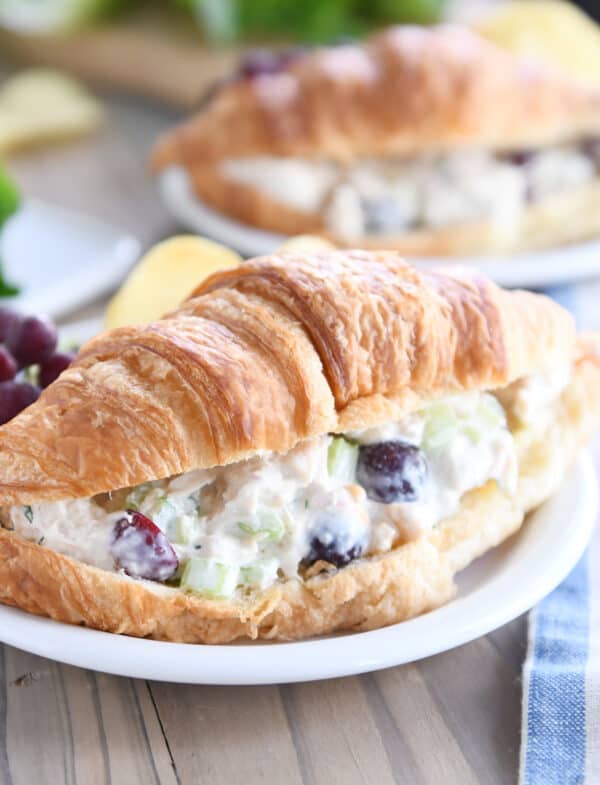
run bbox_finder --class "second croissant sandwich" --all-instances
[152,25,600,256]
[0,249,598,643]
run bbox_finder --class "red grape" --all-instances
[110,511,179,581]
[357,441,428,503]
[0,381,40,425]
[239,49,283,78]
[304,537,363,569]
[6,315,57,367]
[0,308,21,342]
[39,351,75,388]
[0,347,17,382]
[238,47,307,79]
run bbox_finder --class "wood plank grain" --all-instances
[365,665,479,785]
[147,682,304,785]
[487,615,527,675]
[1,647,178,785]
[0,647,11,785]
[279,677,397,785]
[417,636,521,785]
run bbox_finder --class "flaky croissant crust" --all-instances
[152,25,600,169]
[0,339,597,643]
[0,250,574,505]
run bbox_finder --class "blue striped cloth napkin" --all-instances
[520,281,600,785]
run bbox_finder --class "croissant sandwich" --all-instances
[0,250,599,643]
[152,25,600,257]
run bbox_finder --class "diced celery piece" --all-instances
[424,395,507,448]
[422,402,459,451]
[175,514,196,545]
[260,511,285,541]
[152,497,179,532]
[327,436,358,482]
[125,482,152,511]
[240,559,279,590]
[477,395,505,429]
[462,422,483,444]
[462,396,506,444]
[237,510,285,542]
[181,558,239,598]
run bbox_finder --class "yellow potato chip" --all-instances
[474,0,600,85]
[0,69,103,155]
[105,235,242,329]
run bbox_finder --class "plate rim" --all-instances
[3,198,141,319]
[0,450,595,685]
[159,165,600,288]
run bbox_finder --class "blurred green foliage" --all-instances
[0,169,19,227]
[1,0,443,39]
[0,168,20,297]
[182,0,445,42]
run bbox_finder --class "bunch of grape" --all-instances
[0,307,75,425]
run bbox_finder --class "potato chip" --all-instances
[0,69,103,155]
[105,235,242,329]
[475,0,600,85]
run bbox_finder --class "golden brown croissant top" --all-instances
[151,25,600,168]
[0,251,574,505]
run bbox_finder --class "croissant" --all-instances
[152,25,600,256]
[0,250,598,643]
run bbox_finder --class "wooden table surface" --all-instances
[0,85,560,785]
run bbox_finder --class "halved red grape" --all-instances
[39,351,76,388]
[110,510,178,581]
[0,347,17,382]
[239,49,282,78]
[0,308,21,342]
[238,47,307,79]
[357,441,428,504]
[302,509,367,570]
[6,315,57,367]
[304,537,363,569]
[505,150,535,167]
[0,381,40,425]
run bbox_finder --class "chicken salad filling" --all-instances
[221,142,600,240]
[3,371,569,600]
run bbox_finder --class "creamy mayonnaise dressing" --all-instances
[219,144,598,239]
[4,374,570,596]
[221,157,338,213]
[9,499,118,571]
[350,393,518,537]
[496,364,572,432]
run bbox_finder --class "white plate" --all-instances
[0,451,595,684]
[159,166,600,289]
[1,199,140,318]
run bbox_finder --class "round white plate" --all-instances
[159,166,600,289]
[1,199,140,319]
[0,451,595,684]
